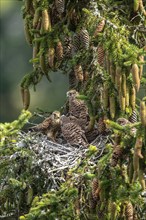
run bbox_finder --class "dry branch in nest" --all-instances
[16,130,112,190]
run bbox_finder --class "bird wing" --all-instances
[30,117,52,132]
[61,121,88,146]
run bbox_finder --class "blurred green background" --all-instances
[0,0,69,122]
[0,1,145,123]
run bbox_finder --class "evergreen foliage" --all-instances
[0,0,146,219]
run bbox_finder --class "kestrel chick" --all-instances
[67,89,88,129]
[30,111,61,141]
[60,115,88,147]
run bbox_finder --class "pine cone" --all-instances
[129,110,137,123]
[94,19,105,36]
[63,36,72,58]
[55,0,65,14]
[80,29,90,49]
[56,41,64,61]
[92,178,99,200]
[73,33,80,53]
[97,46,105,66]
[125,202,134,220]
[74,64,84,82]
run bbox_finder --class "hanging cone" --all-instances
[55,0,65,14]
[74,64,84,82]
[48,47,55,68]
[80,29,90,49]
[73,33,80,53]
[125,202,134,220]
[92,178,99,200]
[94,19,105,37]
[56,41,64,61]
[63,36,72,58]
[109,96,116,119]
[42,9,51,32]
[131,64,140,92]
[97,46,105,66]
[129,110,137,123]
[130,86,136,110]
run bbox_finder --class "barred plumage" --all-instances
[129,110,137,123]
[79,29,90,50]
[74,64,84,82]
[111,145,123,167]
[29,111,61,141]
[97,46,105,66]
[55,0,65,14]
[94,19,105,37]
[56,41,64,61]
[60,115,88,147]
[85,128,98,143]
[125,202,134,220]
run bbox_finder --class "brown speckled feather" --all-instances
[61,115,88,147]
[30,111,61,141]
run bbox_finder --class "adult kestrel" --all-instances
[60,115,88,147]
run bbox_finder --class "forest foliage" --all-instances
[0,0,146,219]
